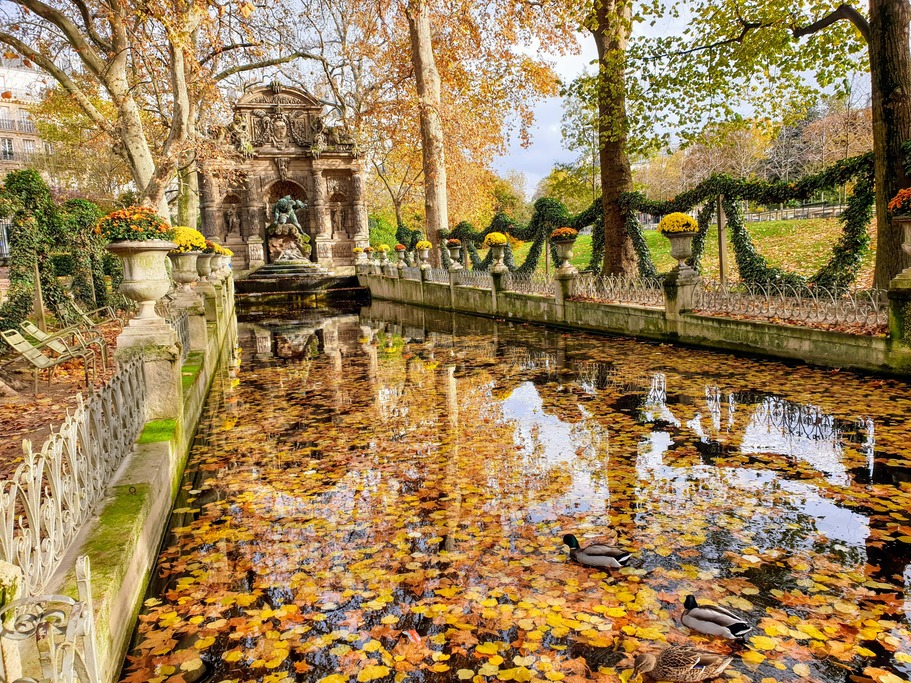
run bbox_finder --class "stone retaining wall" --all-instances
[48,278,236,683]
[360,271,906,376]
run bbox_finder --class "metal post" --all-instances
[717,196,728,285]
[32,261,46,332]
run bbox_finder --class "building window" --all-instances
[22,139,34,157]
[0,138,13,160]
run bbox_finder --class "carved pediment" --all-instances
[235,84,323,111]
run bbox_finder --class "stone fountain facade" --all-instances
[200,83,369,274]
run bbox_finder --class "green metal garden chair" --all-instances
[1,329,96,394]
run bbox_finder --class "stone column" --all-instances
[199,172,219,238]
[244,177,266,270]
[554,270,576,323]
[888,267,911,370]
[663,269,700,337]
[490,270,506,314]
[351,168,369,244]
[311,168,333,268]
[116,324,182,422]
[172,287,208,351]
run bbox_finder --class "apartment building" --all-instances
[0,58,48,171]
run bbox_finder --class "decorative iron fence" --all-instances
[572,273,665,308]
[694,280,889,330]
[426,267,450,284]
[505,272,554,297]
[402,266,422,281]
[0,358,145,596]
[168,309,191,361]
[0,556,99,683]
[458,270,493,290]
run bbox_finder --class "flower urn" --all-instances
[168,251,201,292]
[665,231,698,272]
[552,238,577,274]
[196,253,214,279]
[106,239,177,321]
[417,248,431,269]
[447,245,463,270]
[490,245,508,274]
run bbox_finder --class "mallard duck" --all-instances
[681,595,752,640]
[633,646,732,682]
[562,533,631,569]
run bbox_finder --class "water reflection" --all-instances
[123,303,911,683]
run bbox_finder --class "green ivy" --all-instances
[617,153,875,289]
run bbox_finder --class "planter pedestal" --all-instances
[490,245,508,274]
[891,217,911,286]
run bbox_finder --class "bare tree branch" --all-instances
[213,50,322,81]
[68,0,112,51]
[200,41,258,66]
[7,0,107,77]
[0,31,112,133]
[792,3,871,43]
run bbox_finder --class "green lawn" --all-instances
[507,217,877,286]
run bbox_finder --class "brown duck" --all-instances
[633,646,733,682]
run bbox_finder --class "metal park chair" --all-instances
[20,320,109,372]
[56,293,126,332]
[1,329,97,394]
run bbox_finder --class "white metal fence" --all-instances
[572,273,665,308]
[168,309,191,361]
[426,267,450,284]
[0,357,145,596]
[694,279,889,329]
[0,556,98,683]
[505,272,554,296]
[458,270,493,290]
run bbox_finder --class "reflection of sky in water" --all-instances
[502,382,609,518]
[500,376,871,555]
[740,397,849,487]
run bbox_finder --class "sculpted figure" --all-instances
[272,195,308,229]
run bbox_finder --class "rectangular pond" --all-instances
[121,301,911,683]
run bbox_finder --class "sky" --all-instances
[494,41,599,199]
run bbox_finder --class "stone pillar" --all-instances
[172,288,208,351]
[351,168,369,244]
[663,269,700,336]
[116,324,182,422]
[888,268,911,369]
[554,270,576,323]
[194,277,219,322]
[491,271,506,314]
[199,172,219,238]
[312,169,332,268]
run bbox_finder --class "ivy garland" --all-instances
[621,153,875,288]
[385,153,872,286]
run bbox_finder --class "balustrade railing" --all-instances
[458,270,493,290]
[168,309,191,361]
[0,556,99,683]
[402,266,422,281]
[693,279,889,330]
[426,267,450,284]
[506,272,554,297]
[0,358,145,595]
[572,273,665,308]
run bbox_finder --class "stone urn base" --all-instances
[107,239,176,325]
